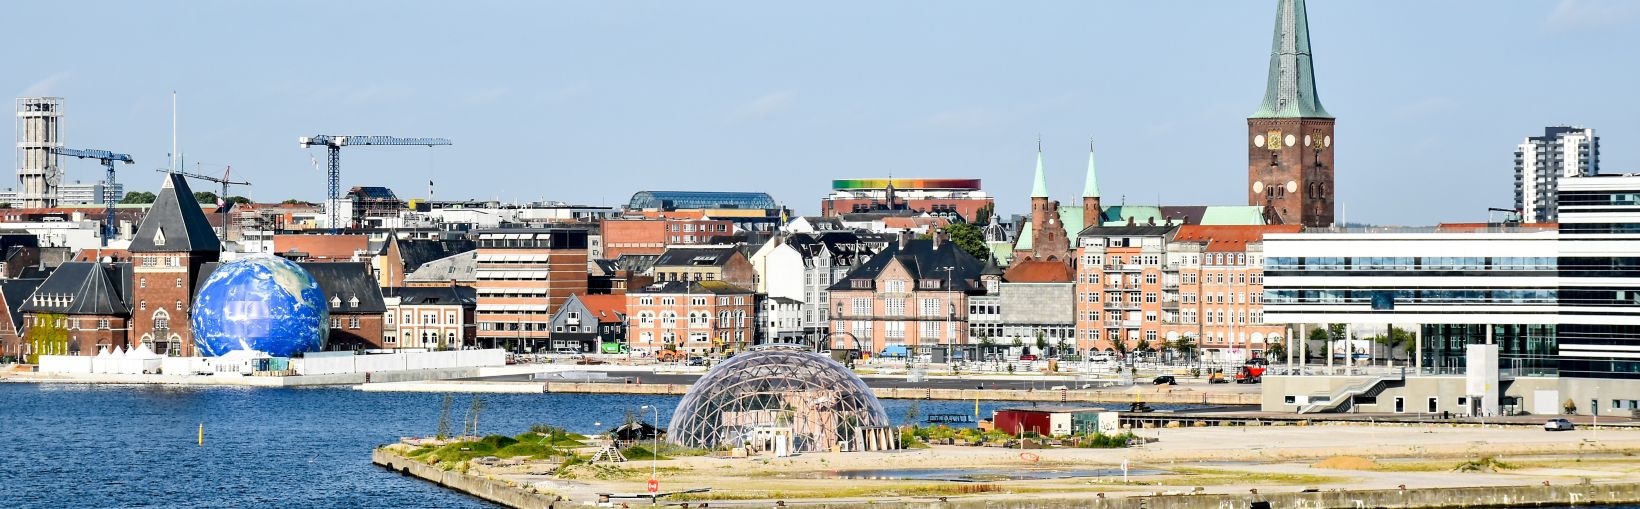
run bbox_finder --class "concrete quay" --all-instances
[1,366,482,387]
[356,378,1260,405]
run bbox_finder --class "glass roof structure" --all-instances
[626,191,778,211]
[667,349,888,453]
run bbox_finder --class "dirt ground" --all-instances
[445,424,1640,506]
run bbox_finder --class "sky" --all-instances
[5,1,1639,225]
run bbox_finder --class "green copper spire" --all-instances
[1082,138,1100,198]
[1031,138,1049,198]
[1251,0,1331,119]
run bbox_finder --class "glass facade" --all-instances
[1418,324,1557,376]
[627,191,778,211]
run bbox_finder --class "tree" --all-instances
[193,191,219,205]
[1370,325,1415,362]
[1265,340,1286,360]
[281,199,314,206]
[1171,336,1197,363]
[120,191,156,205]
[972,203,996,227]
[940,223,991,262]
[1034,331,1048,354]
[1112,338,1131,358]
[225,196,252,205]
[977,336,995,356]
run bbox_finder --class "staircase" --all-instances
[1297,369,1406,414]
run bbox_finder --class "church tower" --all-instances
[1247,0,1335,227]
[129,173,221,357]
[1081,140,1102,231]
[1017,141,1070,262]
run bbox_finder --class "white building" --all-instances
[1263,175,1640,417]
[1516,126,1599,223]
[749,232,875,344]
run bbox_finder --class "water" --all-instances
[0,383,1127,508]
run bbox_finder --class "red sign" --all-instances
[647,479,658,493]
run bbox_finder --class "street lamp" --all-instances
[938,266,956,363]
[639,404,659,501]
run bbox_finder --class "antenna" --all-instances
[171,91,177,172]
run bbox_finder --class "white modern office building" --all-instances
[1262,174,1640,417]
[1516,126,1599,223]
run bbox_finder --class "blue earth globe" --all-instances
[192,256,329,357]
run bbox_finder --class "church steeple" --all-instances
[1081,139,1100,198]
[1081,139,1102,231]
[1251,0,1330,119]
[1030,137,1049,198]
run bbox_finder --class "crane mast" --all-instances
[52,148,133,246]
[298,135,451,232]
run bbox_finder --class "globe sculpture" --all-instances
[192,256,329,357]
[668,347,891,453]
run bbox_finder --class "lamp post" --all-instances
[640,404,659,503]
[939,266,956,364]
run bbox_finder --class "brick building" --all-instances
[302,262,386,350]
[1073,226,1174,355]
[273,234,369,263]
[473,228,589,352]
[0,278,44,360]
[827,232,986,356]
[129,173,220,357]
[1246,0,1335,227]
[17,262,131,357]
[1161,225,1299,361]
[625,281,756,355]
[819,178,993,223]
[600,217,735,259]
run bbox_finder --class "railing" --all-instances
[1295,367,1406,414]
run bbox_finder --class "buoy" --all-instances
[198,423,204,446]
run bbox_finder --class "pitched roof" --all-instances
[830,238,987,292]
[392,237,477,273]
[387,285,476,307]
[1001,259,1075,283]
[0,278,45,328]
[129,173,220,253]
[299,262,387,313]
[1172,224,1305,244]
[19,262,131,316]
[632,280,756,295]
[404,251,477,283]
[653,247,743,268]
[576,294,627,323]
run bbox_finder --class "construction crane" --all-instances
[158,166,250,248]
[298,135,451,232]
[52,148,133,246]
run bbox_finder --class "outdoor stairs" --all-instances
[1297,368,1406,414]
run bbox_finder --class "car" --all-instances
[686,357,709,366]
[554,348,580,356]
[1019,354,1038,361]
[1545,418,1575,431]
[1245,357,1270,366]
[1152,375,1177,385]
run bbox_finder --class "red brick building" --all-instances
[129,173,220,357]
[1246,0,1335,227]
[16,262,131,358]
[819,178,993,223]
[601,217,735,259]
[625,280,757,355]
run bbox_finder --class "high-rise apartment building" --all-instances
[473,228,589,351]
[1515,126,1599,223]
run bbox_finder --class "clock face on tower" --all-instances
[1253,134,1265,148]
[1265,130,1282,151]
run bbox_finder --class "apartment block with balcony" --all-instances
[473,228,589,352]
[1161,225,1301,362]
[1073,226,1173,355]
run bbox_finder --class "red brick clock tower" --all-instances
[129,173,221,356]
[1247,0,1335,228]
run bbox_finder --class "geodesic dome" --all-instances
[667,349,889,453]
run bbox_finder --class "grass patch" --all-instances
[409,434,575,466]
[1454,455,1518,473]
[1166,467,1345,486]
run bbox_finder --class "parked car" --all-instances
[686,357,709,366]
[1544,418,1575,431]
[1019,354,1039,361]
[1152,375,1177,385]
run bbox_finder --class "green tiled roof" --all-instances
[1251,0,1331,119]
[1030,149,1049,198]
[1199,206,1268,225]
[1083,144,1100,198]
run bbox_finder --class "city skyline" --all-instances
[6,1,1638,225]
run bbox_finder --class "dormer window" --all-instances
[331,296,342,308]
[348,296,359,308]
[152,228,165,246]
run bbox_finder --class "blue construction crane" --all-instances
[52,147,133,246]
[298,135,451,232]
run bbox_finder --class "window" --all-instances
[139,278,146,288]
[175,277,183,288]
[920,321,940,339]
[331,318,342,329]
[885,298,905,316]
[885,321,905,339]
[175,300,182,311]
[920,299,941,317]
[885,280,906,293]
[851,298,870,316]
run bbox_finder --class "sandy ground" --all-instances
[452,424,1640,506]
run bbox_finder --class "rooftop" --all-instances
[627,191,778,211]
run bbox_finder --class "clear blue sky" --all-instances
[6,1,1637,225]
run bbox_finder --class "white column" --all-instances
[1345,326,1354,368]
[1285,326,1293,370]
[1298,324,1308,368]
[1414,325,1423,374]
[1485,324,1493,345]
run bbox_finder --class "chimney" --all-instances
[898,229,912,250]
[1126,216,1136,227]
[932,229,946,250]
[1146,216,1156,227]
